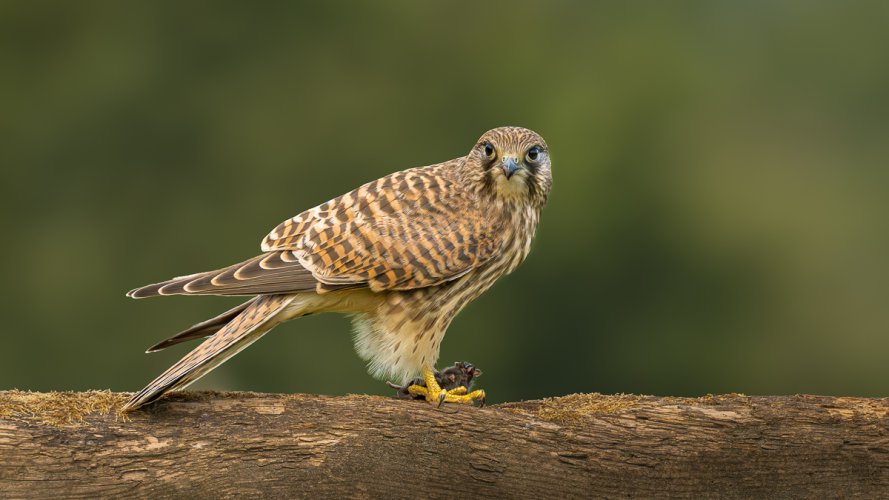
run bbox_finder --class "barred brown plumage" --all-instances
[123,126,552,411]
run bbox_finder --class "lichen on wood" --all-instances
[0,390,128,426]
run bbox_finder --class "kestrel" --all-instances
[123,126,552,411]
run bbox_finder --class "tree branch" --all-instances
[1,391,887,498]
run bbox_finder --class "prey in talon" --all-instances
[387,361,484,406]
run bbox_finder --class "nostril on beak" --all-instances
[502,158,519,179]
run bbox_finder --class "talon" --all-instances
[449,386,468,396]
[407,384,429,399]
[397,365,487,407]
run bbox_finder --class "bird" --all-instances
[123,126,552,411]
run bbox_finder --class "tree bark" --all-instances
[1,391,887,498]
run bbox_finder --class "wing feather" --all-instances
[261,162,503,292]
[128,160,502,299]
[127,252,320,298]
[145,298,257,352]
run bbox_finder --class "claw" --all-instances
[386,381,413,399]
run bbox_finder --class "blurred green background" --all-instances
[2,2,888,403]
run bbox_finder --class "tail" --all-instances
[123,294,294,411]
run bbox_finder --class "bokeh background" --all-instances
[2,2,888,403]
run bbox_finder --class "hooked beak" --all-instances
[501,157,520,179]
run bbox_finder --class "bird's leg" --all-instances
[406,366,485,406]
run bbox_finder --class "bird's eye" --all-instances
[526,146,542,162]
[483,142,495,159]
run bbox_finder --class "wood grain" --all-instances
[1,391,888,498]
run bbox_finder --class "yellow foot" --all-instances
[406,366,486,407]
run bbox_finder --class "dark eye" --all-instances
[526,146,542,162]
[483,142,495,159]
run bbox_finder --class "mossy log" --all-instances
[1,391,888,498]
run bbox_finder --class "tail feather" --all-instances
[123,294,294,411]
[145,298,257,353]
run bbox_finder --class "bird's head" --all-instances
[469,126,552,207]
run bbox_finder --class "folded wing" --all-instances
[261,162,504,292]
[128,161,504,299]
